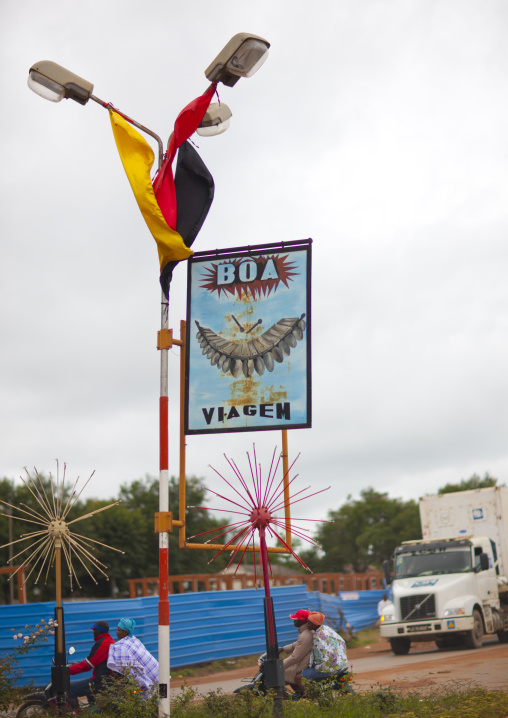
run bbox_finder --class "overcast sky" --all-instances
[1,0,508,534]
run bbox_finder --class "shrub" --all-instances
[93,669,158,718]
[0,617,57,711]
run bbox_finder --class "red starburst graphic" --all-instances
[199,254,299,299]
[188,446,329,583]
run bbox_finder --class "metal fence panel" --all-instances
[1,585,307,686]
[1,585,382,686]
[308,588,386,632]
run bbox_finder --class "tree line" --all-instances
[0,471,500,602]
[0,475,231,603]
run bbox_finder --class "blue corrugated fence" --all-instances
[1,585,382,686]
[308,589,386,632]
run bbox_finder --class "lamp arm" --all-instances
[89,93,164,170]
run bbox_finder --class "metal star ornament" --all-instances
[0,461,124,591]
[188,445,330,580]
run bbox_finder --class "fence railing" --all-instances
[127,570,385,597]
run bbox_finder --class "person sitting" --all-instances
[67,620,115,705]
[301,613,348,683]
[107,618,158,694]
[280,609,323,694]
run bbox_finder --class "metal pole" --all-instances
[52,542,69,708]
[157,105,171,711]
[281,430,291,550]
[158,292,170,716]
[8,507,14,604]
[179,320,186,549]
[89,94,165,163]
[90,98,174,715]
[259,527,285,716]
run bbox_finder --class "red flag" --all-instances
[153,84,216,231]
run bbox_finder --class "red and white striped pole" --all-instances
[158,293,170,717]
[156,110,170,714]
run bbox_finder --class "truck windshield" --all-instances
[395,547,472,578]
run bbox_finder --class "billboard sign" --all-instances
[185,240,312,434]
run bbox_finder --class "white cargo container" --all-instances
[420,487,508,577]
[380,486,508,655]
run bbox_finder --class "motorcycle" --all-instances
[16,682,89,718]
[16,648,90,717]
[233,652,355,698]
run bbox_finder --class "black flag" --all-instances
[160,141,214,297]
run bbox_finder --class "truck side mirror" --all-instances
[383,559,393,586]
[479,553,490,571]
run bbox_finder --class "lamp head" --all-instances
[196,103,232,137]
[205,33,270,87]
[28,61,94,105]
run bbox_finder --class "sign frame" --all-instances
[184,239,312,435]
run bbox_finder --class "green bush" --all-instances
[7,665,508,718]
[92,670,159,718]
[1,617,57,711]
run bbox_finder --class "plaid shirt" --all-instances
[107,636,158,691]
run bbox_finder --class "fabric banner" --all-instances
[109,84,216,294]
[109,111,192,268]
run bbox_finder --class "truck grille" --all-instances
[400,594,436,621]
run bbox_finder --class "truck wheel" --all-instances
[464,609,483,649]
[497,629,508,644]
[436,637,460,650]
[390,637,411,655]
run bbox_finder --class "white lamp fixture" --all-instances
[205,33,270,87]
[28,61,94,105]
[196,103,232,137]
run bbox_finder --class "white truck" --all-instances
[380,486,508,655]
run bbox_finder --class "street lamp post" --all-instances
[28,33,270,718]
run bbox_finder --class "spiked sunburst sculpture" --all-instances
[188,445,329,704]
[0,462,123,591]
[0,461,123,704]
[189,445,328,579]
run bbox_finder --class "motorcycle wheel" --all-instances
[16,700,50,718]
[341,682,356,695]
[325,678,355,696]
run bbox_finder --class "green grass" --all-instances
[10,678,508,718]
[345,626,382,649]
[170,685,508,718]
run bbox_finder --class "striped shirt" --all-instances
[107,635,158,691]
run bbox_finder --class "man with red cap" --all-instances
[280,609,324,693]
[67,620,115,706]
[279,609,324,693]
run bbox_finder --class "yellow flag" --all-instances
[109,110,193,269]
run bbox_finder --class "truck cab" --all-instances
[380,535,505,654]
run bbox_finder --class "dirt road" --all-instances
[170,636,508,698]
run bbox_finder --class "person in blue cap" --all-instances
[67,620,115,706]
[107,618,158,694]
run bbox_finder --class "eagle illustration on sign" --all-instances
[195,314,306,378]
